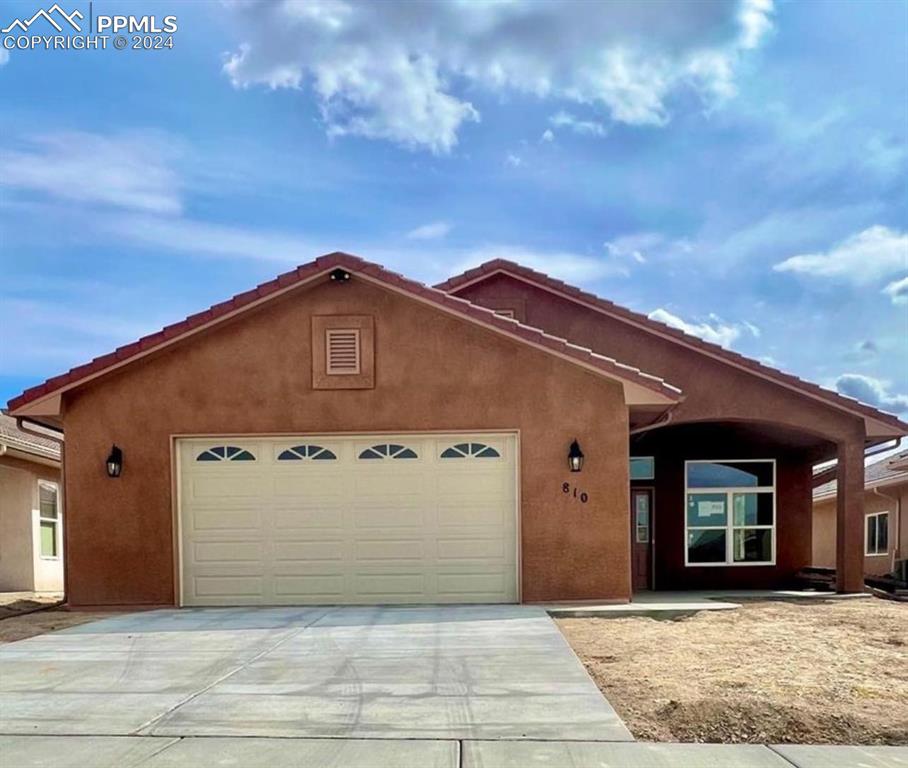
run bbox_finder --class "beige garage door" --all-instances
[177,433,518,606]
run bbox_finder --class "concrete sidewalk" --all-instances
[0,605,629,740]
[1,736,905,767]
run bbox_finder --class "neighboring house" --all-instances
[813,450,907,577]
[6,253,906,608]
[0,412,63,592]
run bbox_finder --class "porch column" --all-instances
[835,431,865,593]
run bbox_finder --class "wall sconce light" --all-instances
[568,439,584,472]
[106,445,123,478]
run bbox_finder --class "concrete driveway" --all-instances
[0,604,630,742]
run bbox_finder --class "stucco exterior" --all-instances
[451,270,876,590]
[59,275,632,607]
[0,453,63,592]
[813,481,907,576]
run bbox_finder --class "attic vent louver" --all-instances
[326,329,361,375]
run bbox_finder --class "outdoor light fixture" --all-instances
[568,439,584,472]
[329,268,351,282]
[106,445,123,478]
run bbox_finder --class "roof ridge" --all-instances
[8,252,682,413]
[437,258,908,432]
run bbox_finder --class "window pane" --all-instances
[39,485,58,519]
[40,521,57,557]
[733,493,773,526]
[630,457,655,480]
[733,529,772,562]
[636,526,649,544]
[687,461,773,488]
[687,493,727,527]
[688,530,726,563]
[866,516,877,553]
[878,515,888,552]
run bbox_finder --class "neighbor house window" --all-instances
[38,481,60,559]
[685,460,775,566]
[630,457,655,480]
[865,511,889,556]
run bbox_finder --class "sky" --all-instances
[1,0,906,418]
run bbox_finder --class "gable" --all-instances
[443,265,908,442]
[9,253,680,423]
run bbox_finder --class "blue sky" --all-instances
[1,0,906,415]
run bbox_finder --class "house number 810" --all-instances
[562,482,589,503]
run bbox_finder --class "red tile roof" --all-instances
[436,258,908,434]
[7,252,681,414]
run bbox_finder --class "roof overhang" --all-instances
[8,253,682,419]
[439,262,908,441]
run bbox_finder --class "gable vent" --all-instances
[326,328,361,375]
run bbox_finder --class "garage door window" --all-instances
[359,443,418,460]
[196,446,256,461]
[278,445,337,461]
[440,442,500,459]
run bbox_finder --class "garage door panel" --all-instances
[353,572,427,597]
[194,575,264,598]
[437,502,510,528]
[353,506,426,528]
[436,473,508,496]
[192,509,262,532]
[436,537,508,560]
[272,507,344,530]
[180,433,517,606]
[354,538,425,561]
[274,540,346,561]
[190,476,268,498]
[274,574,345,599]
[193,542,264,562]
[273,476,346,497]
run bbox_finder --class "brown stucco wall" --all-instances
[454,274,873,589]
[632,424,813,589]
[454,274,866,443]
[60,277,632,607]
[813,481,907,576]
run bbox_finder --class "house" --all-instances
[6,253,907,608]
[0,412,63,592]
[813,449,907,577]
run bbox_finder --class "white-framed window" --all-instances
[865,511,889,556]
[38,481,60,559]
[685,460,775,567]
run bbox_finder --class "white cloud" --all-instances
[99,214,317,263]
[0,131,183,214]
[603,232,693,264]
[883,275,908,305]
[835,373,908,414]
[506,153,523,168]
[773,226,908,284]
[647,308,759,349]
[406,220,451,240]
[540,129,554,143]
[221,0,774,153]
[549,111,607,137]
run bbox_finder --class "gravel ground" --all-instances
[557,598,908,745]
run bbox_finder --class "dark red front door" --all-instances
[631,489,653,591]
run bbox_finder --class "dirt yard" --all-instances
[558,598,908,745]
[0,609,116,644]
